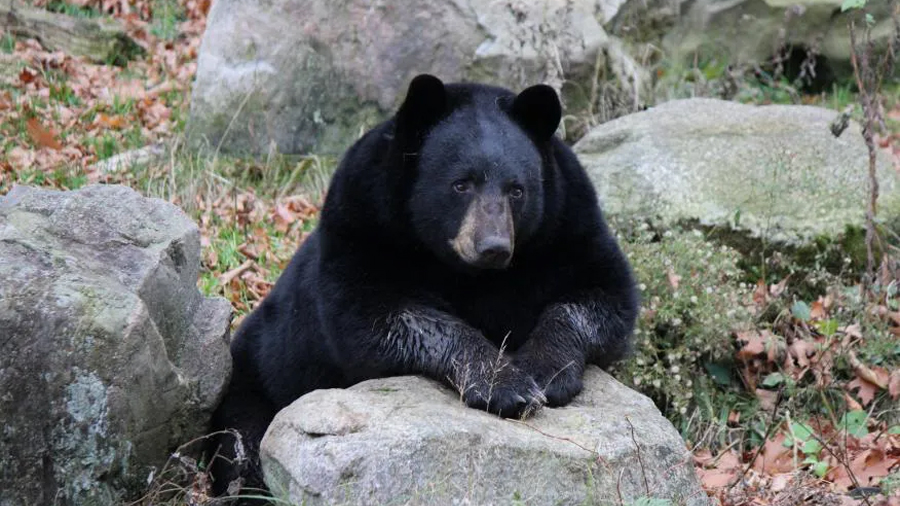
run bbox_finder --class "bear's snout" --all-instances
[474,236,512,268]
[449,193,515,269]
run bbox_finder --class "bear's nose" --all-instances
[475,237,512,268]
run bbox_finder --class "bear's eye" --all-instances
[453,180,472,193]
[509,186,525,199]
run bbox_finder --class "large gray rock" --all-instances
[611,0,896,75]
[574,98,900,243]
[188,0,647,155]
[0,185,232,505]
[261,367,709,506]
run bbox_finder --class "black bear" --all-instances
[208,75,639,497]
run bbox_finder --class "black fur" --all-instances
[208,76,639,497]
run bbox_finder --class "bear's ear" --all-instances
[510,84,562,141]
[396,74,447,137]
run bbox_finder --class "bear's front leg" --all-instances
[381,305,546,418]
[514,291,636,406]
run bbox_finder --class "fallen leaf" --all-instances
[843,323,863,340]
[19,68,37,84]
[26,118,63,150]
[716,451,741,471]
[889,370,900,400]
[698,469,734,489]
[789,339,816,369]
[755,388,779,411]
[736,330,771,361]
[754,278,768,306]
[848,377,879,406]
[693,449,713,466]
[218,260,253,286]
[770,473,792,492]
[753,433,793,474]
[7,147,34,169]
[94,113,127,129]
[273,204,297,233]
[844,392,863,411]
[848,351,889,389]
[829,448,898,491]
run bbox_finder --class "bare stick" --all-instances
[626,416,651,496]
[729,389,784,489]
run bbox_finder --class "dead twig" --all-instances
[626,416,651,497]
[729,388,785,489]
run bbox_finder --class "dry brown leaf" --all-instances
[26,118,63,150]
[94,113,127,129]
[848,377,880,406]
[844,392,863,411]
[889,370,900,400]
[849,351,890,389]
[693,449,713,466]
[753,278,768,306]
[698,469,734,489]
[108,80,146,101]
[887,311,900,327]
[810,299,827,320]
[789,339,815,369]
[843,323,863,340]
[755,388,779,411]
[753,433,793,474]
[736,331,769,361]
[770,474,792,492]
[716,451,741,471]
[219,260,253,286]
[273,204,297,233]
[19,68,37,84]
[141,101,171,129]
[7,147,34,170]
[829,448,899,491]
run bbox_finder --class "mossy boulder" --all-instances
[611,0,896,79]
[0,185,232,505]
[576,98,899,247]
[187,0,647,156]
[261,368,711,506]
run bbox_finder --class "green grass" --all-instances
[45,1,101,18]
[84,133,122,160]
[16,166,88,190]
[151,0,187,40]
[1,33,15,54]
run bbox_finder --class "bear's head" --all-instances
[395,75,562,271]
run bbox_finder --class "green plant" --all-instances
[1,33,14,54]
[783,420,828,477]
[150,0,187,40]
[616,225,755,431]
[45,1,100,18]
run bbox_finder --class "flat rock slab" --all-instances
[0,185,231,505]
[574,98,899,243]
[261,367,710,506]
